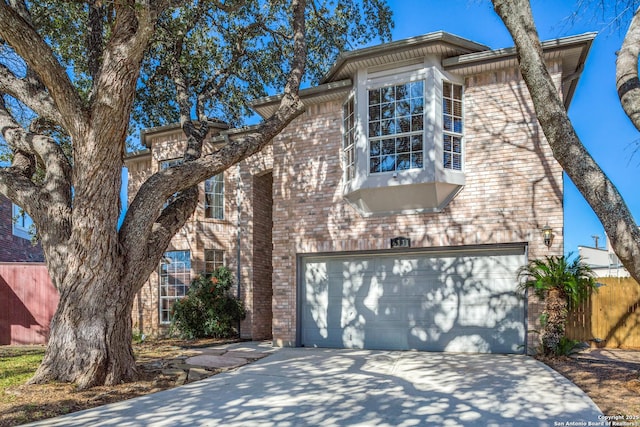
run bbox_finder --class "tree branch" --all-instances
[0,100,73,249]
[492,0,640,283]
[616,6,640,130]
[119,0,308,286]
[0,167,40,219]
[0,64,64,125]
[0,3,87,133]
[87,0,105,92]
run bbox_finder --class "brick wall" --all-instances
[127,134,274,339]
[0,195,44,263]
[251,171,274,339]
[127,64,565,349]
[269,66,564,346]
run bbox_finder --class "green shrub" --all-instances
[555,337,588,356]
[171,266,245,339]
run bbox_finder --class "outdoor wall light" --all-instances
[541,224,553,248]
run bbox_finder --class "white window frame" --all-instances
[159,250,191,324]
[204,249,225,274]
[12,204,33,240]
[204,173,224,220]
[342,94,356,182]
[366,79,425,175]
[442,81,464,171]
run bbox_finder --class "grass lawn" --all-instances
[0,346,45,393]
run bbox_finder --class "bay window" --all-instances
[368,81,424,173]
[341,66,466,216]
[443,81,463,171]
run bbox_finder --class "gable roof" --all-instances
[320,31,489,83]
[252,31,596,117]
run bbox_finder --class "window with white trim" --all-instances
[442,81,463,171]
[368,80,424,173]
[12,204,34,240]
[204,249,224,273]
[159,250,191,324]
[342,95,356,181]
[204,174,224,219]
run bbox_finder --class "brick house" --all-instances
[126,31,594,353]
[0,195,44,262]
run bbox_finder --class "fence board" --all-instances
[566,277,640,348]
[0,263,58,345]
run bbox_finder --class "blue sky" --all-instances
[382,0,639,254]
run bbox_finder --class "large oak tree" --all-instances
[492,0,640,284]
[0,0,392,389]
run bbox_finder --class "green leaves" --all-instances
[518,254,596,355]
[131,0,393,138]
[170,266,246,339]
[517,253,597,306]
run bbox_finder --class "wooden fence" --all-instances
[0,263,58,345]
[566,277,640,348]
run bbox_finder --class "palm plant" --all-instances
[518,254,596,355]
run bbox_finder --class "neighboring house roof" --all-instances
[578,244,630,278]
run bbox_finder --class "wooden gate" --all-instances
[566,277,640,348]
[0,263,58,345]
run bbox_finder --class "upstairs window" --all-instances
[12,204,33,240]
[204,174,224,219]
[368,81,424,173]
[342,96,356,181]
[160,159,183,207]
[443,82,463,171]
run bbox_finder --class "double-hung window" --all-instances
[205,249,225,273]
[204,174,224,219]
[159,250,191,324]
[342,95,356,181]
[368,80,424,173]
[442,82,463,171]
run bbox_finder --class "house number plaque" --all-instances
[390,236,411,248]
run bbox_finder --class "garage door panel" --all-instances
[301,248,526,354]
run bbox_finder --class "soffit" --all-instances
[251,79,353,119]
[124,149,151,165]
[139,120,229,148]
[321,31,489,84]
[443,32,596,108]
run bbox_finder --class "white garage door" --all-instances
[300,246,526,354]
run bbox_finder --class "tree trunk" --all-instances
[492,0,640,285]
[541,288,567,355]
[29,265,140,389]
[0,0,308,389]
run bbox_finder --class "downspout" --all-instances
[236,163,242,336]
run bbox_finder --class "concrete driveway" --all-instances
[26,342,603,427]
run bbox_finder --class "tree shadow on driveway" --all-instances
[26,347,603,427]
